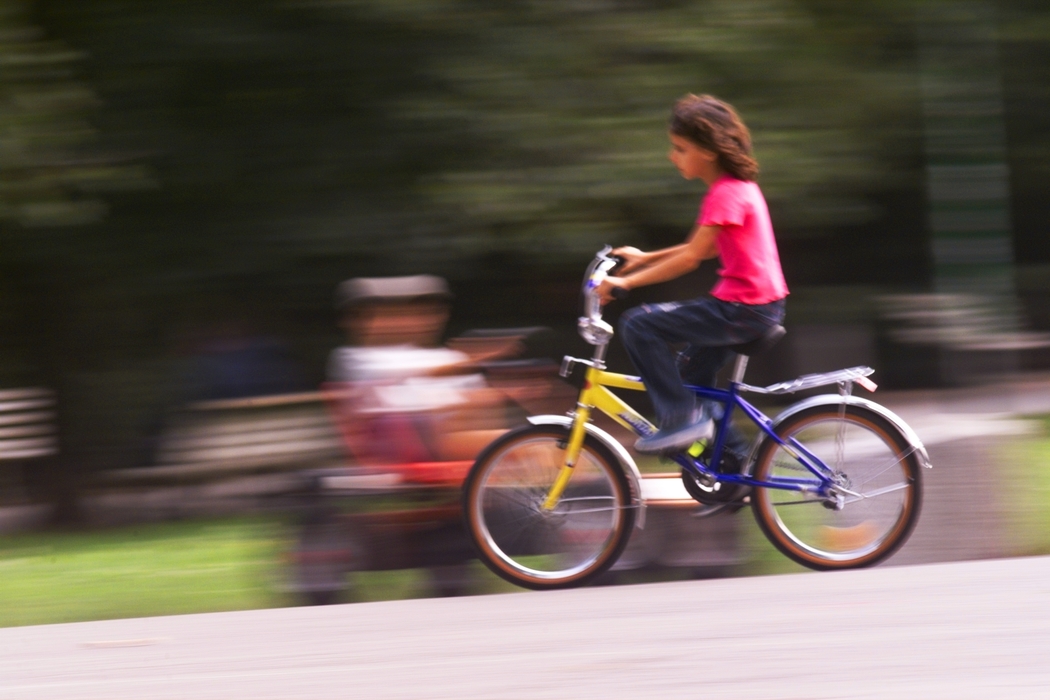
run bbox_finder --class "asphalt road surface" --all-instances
[3,555,1049,699]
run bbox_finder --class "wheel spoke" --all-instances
[848,445,920,489]
[483,485,542,510]
[841,481,911,503]
[551,495,620,515]
[768,497,825,507]
[494,515,538,554]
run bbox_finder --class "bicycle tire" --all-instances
[751,403,923,570]
[462,424,636,590]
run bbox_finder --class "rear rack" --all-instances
[737,366,876,395]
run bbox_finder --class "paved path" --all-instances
[3,555,1050,699]
[879,371,1050,419]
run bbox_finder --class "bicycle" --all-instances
[462,247,931,590]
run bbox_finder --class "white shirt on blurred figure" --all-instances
[327,345,486,413]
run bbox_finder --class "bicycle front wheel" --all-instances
[463,424,636,590]
[751,403,923,570]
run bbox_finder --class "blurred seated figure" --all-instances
[327,275,518,465]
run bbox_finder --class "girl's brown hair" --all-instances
[669,94,758,181]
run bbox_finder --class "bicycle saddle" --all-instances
[729,324,786,357]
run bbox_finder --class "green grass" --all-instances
[0,516,522,628]
[1006,415,1050,556]
[0,518,288,628]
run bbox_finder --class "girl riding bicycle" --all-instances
[597,94,788,454]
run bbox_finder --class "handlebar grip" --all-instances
[611,286,630,301]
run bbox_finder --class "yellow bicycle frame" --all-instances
[541,364,656,510]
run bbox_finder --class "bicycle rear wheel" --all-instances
[751,403,923,570]
[463,424,635,590]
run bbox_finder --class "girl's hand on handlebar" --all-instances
[610,246,647,274]
[596,276,630,305]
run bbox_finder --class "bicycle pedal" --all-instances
[725,496,750,514]
[691,495,749,519]
[691,504,730,519]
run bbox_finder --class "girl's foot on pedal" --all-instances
[635,414,713,454]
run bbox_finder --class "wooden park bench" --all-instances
[100,392,343,487]
[0,388,58,531]
[0,388,58,461]
[89,392,345,523]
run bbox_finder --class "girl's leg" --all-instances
[620,304,704,431]
[619,298,741,427]
[679,345,751,459]
[619,297,784,452]
[676,344,733,390]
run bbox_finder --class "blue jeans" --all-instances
[619,297,786,432]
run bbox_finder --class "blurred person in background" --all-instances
[327,275,520,465]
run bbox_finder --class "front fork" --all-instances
[541,402,592,511]
[542,352,653,511]
[542,354,610,511]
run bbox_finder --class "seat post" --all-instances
[730,354,750,384]
[727,324,785,385]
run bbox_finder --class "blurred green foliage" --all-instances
[0,0,1048,515]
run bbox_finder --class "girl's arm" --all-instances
[612,244,687,273]
[599,225,720,302]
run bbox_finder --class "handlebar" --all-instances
[577,246,626,347]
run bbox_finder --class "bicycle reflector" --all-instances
[856,376,878,392]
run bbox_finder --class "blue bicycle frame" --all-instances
[671,383,834,498]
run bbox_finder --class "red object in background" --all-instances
[321,382,472,487]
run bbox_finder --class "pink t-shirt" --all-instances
[698,175,789,305]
